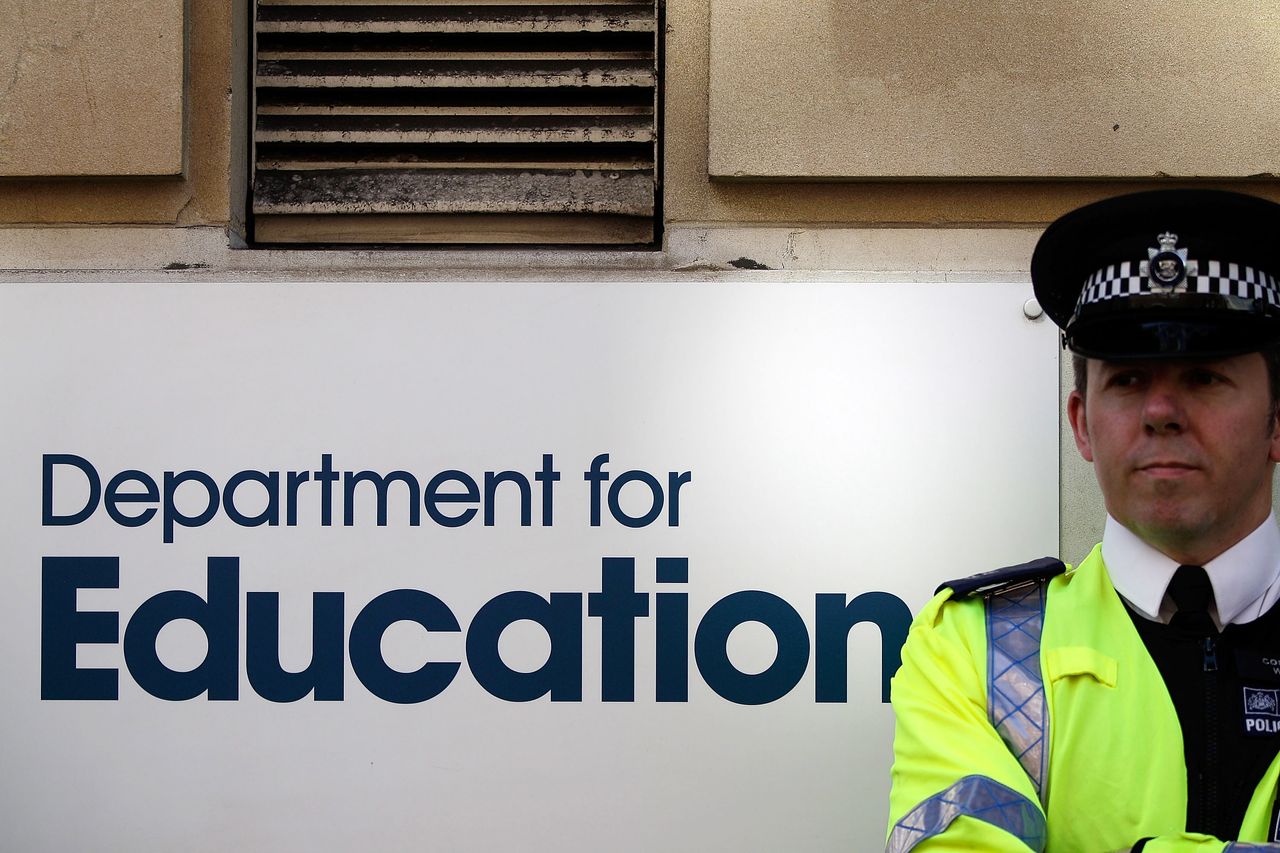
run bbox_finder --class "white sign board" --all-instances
[0,282,1057,851]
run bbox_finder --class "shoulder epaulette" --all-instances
[935,556,1066,598]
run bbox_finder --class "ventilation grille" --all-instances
[252,0,658,245]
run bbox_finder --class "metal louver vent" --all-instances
[251,0,658,245]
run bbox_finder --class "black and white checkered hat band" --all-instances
[1077,259,1280,312]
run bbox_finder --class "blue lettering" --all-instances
[344,470,420,527]
[246,591,345,701]
[349,590,460,704]
[588,557,649,701]
[41,556,119,700]
[655,556,689,702]
[695,591,810,706]
[316,453,338,526]
[224,470,280,528]
[42,453,101,527]
[608,470,664,528]
[585,453,610,526]
[37,554,914,706]
[123,557,239,700]
[815,591,912,703]
[666,471,691,526]
[467,591,583,701]
[534,453,560,526]
[162,470,220,544]
[285,469,310,526]
[483,470,532,526]
[105,470,159,528]
[424,470,479,528]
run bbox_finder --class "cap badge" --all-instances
[1142,231,1191,291]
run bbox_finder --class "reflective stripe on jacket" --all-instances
[886,545,1280,852]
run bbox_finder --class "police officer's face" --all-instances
[1067,354,1280,564]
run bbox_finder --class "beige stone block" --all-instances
[0,0,184,177]
[709,0,1280,179]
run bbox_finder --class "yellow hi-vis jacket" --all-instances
[886,545,1280,852]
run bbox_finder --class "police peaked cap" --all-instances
[1031,189,1280,360]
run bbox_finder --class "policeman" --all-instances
[886,189,1280,852]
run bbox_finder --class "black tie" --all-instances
[1168,564,1217,634]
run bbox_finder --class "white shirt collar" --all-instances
[1102,512,1280,628]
